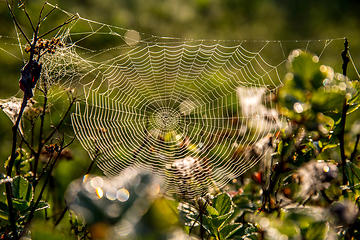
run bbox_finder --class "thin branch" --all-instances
[19,132,36,156]
[350,165,360,183]
[36,154,53,182]
[27,153,57,223]
[22,7,36,33]
[6,0,31,45]
[339,38,350,193]
[53,204,68,227]
[44,96,76,144]
[39,4,57,25]
[38,1,47,23]
[33,90,48,182]
[338,100,349,192]
[5,182,17,239]
[38,15,78,39]
[321,190,333,204]
[27,135,74,226]
[341,38,350,77]
[5,92,28,240]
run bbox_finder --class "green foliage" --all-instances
[1,2,360,239]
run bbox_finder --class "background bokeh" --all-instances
[0,0,359,179]
[0,1,360,239]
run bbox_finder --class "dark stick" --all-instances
[341,38,349,77]
[339,100,349,193]
[33,90,48,182]
[38,15,78,39]
[44,96,76,144]
[6,1,31,45]
[339,38,350,194]
[5,93,28,240]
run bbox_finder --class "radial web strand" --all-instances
[0,3,355,199]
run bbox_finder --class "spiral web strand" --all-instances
[0,3,352,199]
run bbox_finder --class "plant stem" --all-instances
[339,38,350,194]
[341,38,349,77]
[339,100,349,192]
[33,91,48,183]
[5,94,28,240]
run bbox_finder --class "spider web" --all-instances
[0,3,355,199]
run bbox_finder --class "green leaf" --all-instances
[345,161,360,189]
[211,210,234,229]
[213,193,232,216]
[12,198,30,213]
[290,51,324,91]
[206,205,219,216]
[321,142,338,151]
[0,202,9,220]
[178,202,199,227]
[202,215,218,237]
[31,201,50,212]
[220,223,243,239]
[12,176,33,202]
[232,196,257,211]
[348,81,360,114]
[277,140,283,155]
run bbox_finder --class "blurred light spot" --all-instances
[323,166,330,173]
[285,72,293,81]
[259,217,270,229]
[292,50,300,58]
[312,56,319,63]
[106,187,118,201]
[232,179,237,183]
[147,183,160,196]
[95,187,103,199]
[124,30,140,46]
[90,176,104,188]
[83,174,90,183]
[339,82,347,91]
[117,188,130,202]
[323,78,331,86]
[106,203,122,218]
[279,234,289,240]
[267,228,277,237]
[116,220,133,236]
[129,174,141,186]
[320,65,327,73]
[332,85,339,92]
[126,205,144,223]
[293,102,303,113]
[84,181,95,193]
[335,73,343,80]
[347,81,353,88]
[135,183,148,197]
[345,93,352,101]
[175,135,181,140]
